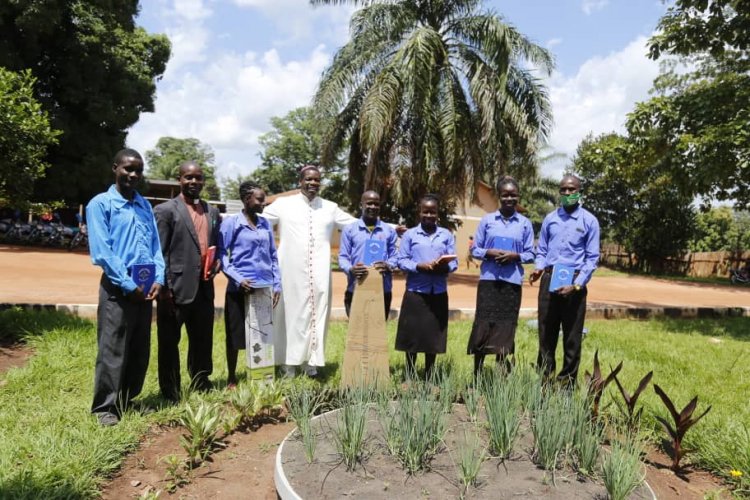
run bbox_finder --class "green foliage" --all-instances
[638,1,750,208]
[481,369,523,459]
[455,426,486,492]
[330,387,370,471]
[571,132,696,272]
[0,68,60,208]
[531,389,575,471]
[311,0,553,226]
[287,385,327,463]
[179,401,225,465]
[690,208,750,252]
[145,137,221,200]
[0,0,171,204]
[601,438,645,500]
[648,0,750,60]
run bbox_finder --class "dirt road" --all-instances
[2,245,749,310]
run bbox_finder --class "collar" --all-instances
[297,192,319,205]
[493,210,519,222]
[107,184,146,209]
[238,211,267,229]
[415,224,440,236]
[357,218,382,231]
[557,205,581,219]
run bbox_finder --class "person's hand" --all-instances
[240,279,255,294]
[495,251,520,265]
[416,261,434,273]
[272,291,281,308]
[205,259,221,280]
[145,283,161,301]
[529,269,544,285]
[555,285,577,297]
[351,263,368,282]
[372,261,390,274]
[484,249,502,261]
[128,286,146,302]
[432,260,451,274]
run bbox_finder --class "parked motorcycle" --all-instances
[730,267,750,285]
[68,223,88,251]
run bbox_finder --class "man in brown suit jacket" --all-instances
[154,161,221,400]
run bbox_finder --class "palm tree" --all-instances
[311,0,554,223]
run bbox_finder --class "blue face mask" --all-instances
[561,193,580,207]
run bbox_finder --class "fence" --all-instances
[600,244,750,278]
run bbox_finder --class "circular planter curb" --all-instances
[275,408,657,500]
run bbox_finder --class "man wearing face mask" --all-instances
[529,174,600,386]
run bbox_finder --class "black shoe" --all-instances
[194,378,213,393]
[97,412,120,427]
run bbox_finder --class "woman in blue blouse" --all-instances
[395,194,457,380]
[219,181,281,386]
[468,176,534,376]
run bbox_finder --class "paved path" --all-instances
[2,245,749,312]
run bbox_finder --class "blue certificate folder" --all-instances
[130,263,156,291]
[362,239,386,266]
[490,236,514,251]
[549,264,575,292]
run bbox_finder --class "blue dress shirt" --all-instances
[219,213,281,293]
[397,225,457,294]
[86,185,165,293]
[471,210,535,285]
[534,205,600,286]
[338,218,398,293]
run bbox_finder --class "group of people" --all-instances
[86,148,599,427]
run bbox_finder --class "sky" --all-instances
[128,0,669,186]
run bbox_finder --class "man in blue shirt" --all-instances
[338,191,398,319]
[86,149,165,426]
[529,174,600,386]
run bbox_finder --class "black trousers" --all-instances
[156,282,214,400]
[344,291,393,320]
[536,271,587,384]
[91,275,152,416]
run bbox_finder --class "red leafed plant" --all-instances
[584,350,623,420]
[614,371,653,427]
[653,384,712,471]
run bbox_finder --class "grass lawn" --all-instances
[0,308,748,498]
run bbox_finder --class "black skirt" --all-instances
[467,280,522,355]
[224,291,246,350]
[395,291,448,354]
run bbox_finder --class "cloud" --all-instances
[543,35,660,177]
[161,0,213,77]
[546,37,563,49]
[581,0,609,15]
[127,46,332,179]
[231,0,354,46]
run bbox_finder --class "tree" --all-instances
[0,0,171,204]
[237,107,351,207]
[571,133,695,273]
[690,207,750,252]
[310,0,553,226]
[636,0,750,208]
[145,137,220,200]
[0,68,60,208]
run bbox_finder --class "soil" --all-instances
[0,339,32,381]
[280,405,654,499]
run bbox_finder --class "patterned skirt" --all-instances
[467,280,522,355]
[395,291,448,354]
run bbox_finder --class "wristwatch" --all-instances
[574,284,582,292]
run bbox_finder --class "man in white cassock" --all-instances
[262,165,356,377]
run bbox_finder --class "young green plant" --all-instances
[601,438,645,500]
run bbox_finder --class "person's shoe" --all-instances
[227,382,237,390]
[97,412,120,427]
[282,365,297,378]
[303,365,318,378]
[193,378,214,393]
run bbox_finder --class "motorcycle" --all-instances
[69,223,88,251]
[730,267,750,285]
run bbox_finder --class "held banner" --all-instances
[341,272,389,389]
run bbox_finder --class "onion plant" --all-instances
[482,369,524,459]
[331,387,370,471]
[455,426,487,494]
[532,389,575,471]
[287,385,326,463]
[601,438,645,500]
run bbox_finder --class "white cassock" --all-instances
[262,193,356,367]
